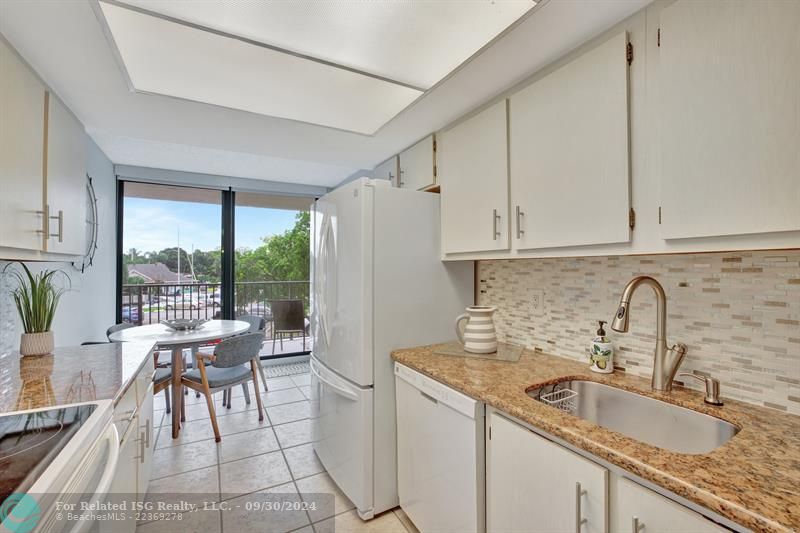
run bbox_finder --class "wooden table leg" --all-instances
[171,346,183,439]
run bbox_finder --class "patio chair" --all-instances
[237,314,269,392]
[181,333,265,442]
[270,299,306,354]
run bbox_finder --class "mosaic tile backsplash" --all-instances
[477,250,800,414]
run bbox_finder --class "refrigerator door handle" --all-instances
[311,360,358,402]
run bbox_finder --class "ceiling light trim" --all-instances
[96,0,427,93]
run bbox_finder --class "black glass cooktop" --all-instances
[0,405,96,504]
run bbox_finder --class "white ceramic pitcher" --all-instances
[455,306,498,354]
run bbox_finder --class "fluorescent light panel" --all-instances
[114,0,537,90]
[99,2,423,134]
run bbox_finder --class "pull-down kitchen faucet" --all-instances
[610,276,687,392]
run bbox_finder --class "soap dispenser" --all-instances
[589,320,614,374]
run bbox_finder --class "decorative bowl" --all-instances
[160,319,207,331]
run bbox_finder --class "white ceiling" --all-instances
[0,0,652,188]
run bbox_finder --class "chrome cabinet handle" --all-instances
[52,209,63,243]
[140,432,146,463]
[632,516,644,532]
[515,205,525,239]
[493,209,501,240]
[145,418,151,448]
[575,482,587,532]
[37,204,50,240]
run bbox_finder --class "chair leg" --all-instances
[256,358,268,391]
[272,335,276,355]
[202,389,221,443]
[226,388,232,409]
[180,392,186,422]
[250,360,265,422]
[242,382,251,405]
[303,334,306,352]
[280,332,284,350]
[164,387,171,414]
[222,388,227,405]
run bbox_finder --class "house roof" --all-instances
[128,262,192,283]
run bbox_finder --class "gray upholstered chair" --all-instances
[270,299,306,353]
[237,314,269,391]
[106,322,135,341]
[181,333,265,442]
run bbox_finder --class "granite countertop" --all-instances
[0,341,156,413]
[392,344,800,533]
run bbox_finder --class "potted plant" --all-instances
[9,263,69,356]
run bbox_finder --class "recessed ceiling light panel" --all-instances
[99,1,423,134]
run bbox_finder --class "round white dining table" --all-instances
[109,320,250,438]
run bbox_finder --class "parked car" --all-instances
[121,306,139,323]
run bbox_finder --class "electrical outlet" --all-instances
[530,289,544,313]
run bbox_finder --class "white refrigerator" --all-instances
[310,178,474,520]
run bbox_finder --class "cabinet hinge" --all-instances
[658,206,662,224]
[488,425,492,440]
[433,164,437,178]
[629,207,636,230]
[432,138,437,152]
[626,42,633,65]
[657,28,661,47]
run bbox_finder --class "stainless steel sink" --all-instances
[527,379,740,454]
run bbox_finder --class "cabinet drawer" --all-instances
[134,352,156,406]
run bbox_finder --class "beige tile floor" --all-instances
[139,371,419,533]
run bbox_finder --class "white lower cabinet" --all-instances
[487,411,608,533]
[136,383,155,497]
[486,410,730,533]
[612,478,725,533]
[106,359,155,532]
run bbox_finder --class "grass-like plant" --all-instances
[9,263,69,334]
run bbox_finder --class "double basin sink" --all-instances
[527,379,740,454]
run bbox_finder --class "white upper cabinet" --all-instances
[373,156,399,186]
[659,0,800,239]
[440,100,509,255]
[45,93,86,256]
[510,32,631,250]
[0,38,46,252]
[398,134,436,190]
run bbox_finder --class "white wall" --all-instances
[0,136,116,350]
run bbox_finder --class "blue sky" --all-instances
[123,197,298,253]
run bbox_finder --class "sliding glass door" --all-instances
[234,192,312,356]
[118,181,312,357]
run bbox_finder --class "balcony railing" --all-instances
[121,281,310,343]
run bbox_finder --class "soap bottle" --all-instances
[589,320,614,374]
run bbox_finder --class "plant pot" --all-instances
[20,331,54,356]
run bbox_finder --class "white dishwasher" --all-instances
[395,363,485,533]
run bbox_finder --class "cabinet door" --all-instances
[45,92,86,255]
[0,39,46,251]
[613,478,725,533]
[440,100,509,255]
[510,32,630,250]
[487,412,607,533]
[659,0,800,239]
[137,383,155,498]
[398,135,435,190]
[373,156,399,186]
